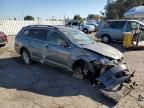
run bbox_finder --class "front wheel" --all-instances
[73,62,95,83]
[102,35,111,43]
[22,49,32,65]
[83,28,88,34]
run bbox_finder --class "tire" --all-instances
[0,44,6,47]
[73,63,84,79]
[83,28,88,34]
[73,62,95,83]
[102,35,111,43]
[22,49,32,65]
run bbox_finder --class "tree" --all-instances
[73,15,83,22]
[24,15,34,20]
[87,14,100,21]
[87,14,96,20]
[105,0,144,19]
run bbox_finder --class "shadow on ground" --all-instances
[0,56,117,107]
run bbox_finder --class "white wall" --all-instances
[0,20,65,35]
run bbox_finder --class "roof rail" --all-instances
[26,25,58,29]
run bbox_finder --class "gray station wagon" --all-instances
[15,25,135,101]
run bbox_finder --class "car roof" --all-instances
[107,19,144,25]
[24,25,80,32]
[107,19,140,22]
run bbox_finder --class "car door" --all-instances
[71,22,81,30]
[26,28,50,61]
[109,21,126,40]
[44,31,71,68]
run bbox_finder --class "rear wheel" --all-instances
[102,35,111,43]
[22,49,32,65]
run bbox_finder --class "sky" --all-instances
[0,0,107,19]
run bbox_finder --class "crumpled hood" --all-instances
[82,42,123,59]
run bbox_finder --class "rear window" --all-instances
[109,21,126,29]
[21,28,49,41]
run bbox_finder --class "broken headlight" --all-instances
[94,58,114,66]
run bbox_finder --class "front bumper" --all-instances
[88,27,95,32]
[95,64,135,101]
[100,81,136,102]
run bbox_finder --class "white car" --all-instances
[66,20,95,33]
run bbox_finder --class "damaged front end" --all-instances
[91,57,136,102]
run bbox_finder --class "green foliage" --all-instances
[105,0,144,19]
[24,15,34,20]
[88,14,96,20]
[87,14,100,21]
[73,15,83,22]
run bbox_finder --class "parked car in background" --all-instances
[0,31,8,47]
[15,25,135,101]
[66,20,95,34]
[86,20,100,32]
[96,20,144,43]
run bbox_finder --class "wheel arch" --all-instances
[101,34,112,42]
[20,47,30,55]
[72,59,86,70]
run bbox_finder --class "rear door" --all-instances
[22,28,50,61]
[71,22,81,30]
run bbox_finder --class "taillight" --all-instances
[4,35,8,43]
[0,32,8,43]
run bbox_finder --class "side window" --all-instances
[131,22,139,29]
[47,32,68,47]
[21,29,31,37]
[21,29,49,41]
[127,21,139,31]
[103,21,111,28]
[72,22,79,26]
[110,21,125,29]
[67,22,71,25]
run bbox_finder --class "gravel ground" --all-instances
[0,34,144,108]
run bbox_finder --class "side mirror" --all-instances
[60,41,68,48]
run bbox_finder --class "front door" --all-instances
[44,31,71,68]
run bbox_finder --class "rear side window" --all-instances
[21,29,49,41]
[72,22,79,26]
[110,21,126,29]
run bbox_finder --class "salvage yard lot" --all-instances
[0,34,144,108]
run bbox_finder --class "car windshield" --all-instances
[63,30,95,45]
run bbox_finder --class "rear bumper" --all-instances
[0,41,6,45]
